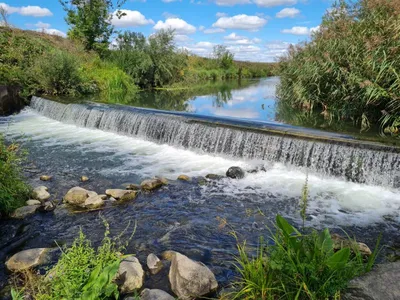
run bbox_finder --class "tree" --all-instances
[213,45,234,70]
[59,0,126,54]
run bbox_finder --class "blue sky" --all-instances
[0,0,332,62]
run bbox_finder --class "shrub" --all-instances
[0,135,30,217]
[277,0,400,133]
[233,215,379,299]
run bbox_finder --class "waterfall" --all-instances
[30,96,400,187]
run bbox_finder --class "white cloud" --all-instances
[112,10,154,27]
[154,18,196,34]
[253,0,297,7]
[212,0,251,5]
[0,3,52,17]
[37,28,67,38]
[276,7,300,18]
[34,21,51,29]
[281,26,319,35]
[203,28,225,34]
[174,34,190,42]
[216,12,228,18]
[224,32,244,40]
[224,33,261,45]
[213,14,267,31]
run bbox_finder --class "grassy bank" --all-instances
[277,0,400,135]
[0,135,30,217]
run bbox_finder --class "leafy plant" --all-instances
[233,214,379,299]
[0,135,30,217]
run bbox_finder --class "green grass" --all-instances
[231,215,380,300]
[0,135,30,217]
[277,0,400,134]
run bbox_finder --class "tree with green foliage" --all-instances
[213,45,234,70]
[59,0,126,54]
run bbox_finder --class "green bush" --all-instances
[278,0,400,133]
[232,215,379,299]
[0,135,30,217]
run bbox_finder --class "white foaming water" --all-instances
[1,109,400,226]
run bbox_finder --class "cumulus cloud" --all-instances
[213,14,267,31]
[154,18,196,34]
[0,3,52,17]
[34,21,51,29]
[253,0,297,7]
[203,28,225,34]
[111,10,154,27]
[281,26,320,35]
[36,28,67,38]
[276,7,300,18]
[174,34,191,42]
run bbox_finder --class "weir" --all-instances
[30,96,400,188]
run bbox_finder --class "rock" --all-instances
[159,177,168,185]
[116,256,144,293]
[80,176,89,182]
[42,201,56,212]
[39,175,52,181]
[105,189,132,200]
[120,191,138,202]
[331,234,372,256]
[6,248,50,272]
[0,85,25,116]
[11,205,40,219]
[226,166,245,179]
[26,199,41,206]
[343,262,400,300]
[168,252,218,300]
[141,179,164,191]
[84,195,105,209]
[205,174,224,180]
[140,289,175,300]
[177,175,190,181]
[63,187,89,206]
[147,253,163,275]
[126,184,141,191]
[32,186,50,202]
[161,250,178,261]
[87,191,98,198]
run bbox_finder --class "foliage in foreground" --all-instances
[0,135,30,217]
[278,0,400,133]
[14,221,134,300]
[233,215,379,300]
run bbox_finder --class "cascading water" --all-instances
[31,96,400,188]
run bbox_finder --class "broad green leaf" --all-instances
[326,248,350,270]
[318,228,334,254]
[276,215,299,236]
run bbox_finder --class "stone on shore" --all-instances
[32,186,50,202]
[343,262,400,300]
[169,252,218,300]
[140,289,175,300]
[6,248,50,272]
[116,256,144,293]
[177,175,190,181]
[226,166,245,179]
[331,234,372,256]
[11,205,40,219]
[39,175,52,181]
[141,179,164,191]
[147,253,163,275]
[63,187,89,206]
[26,199,41,206]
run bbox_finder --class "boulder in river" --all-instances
[168,252,218,300]
[177,175,190,181]
[39,175,52,181]
[147,253,163,275]
[343,262,400,300]
[105,189,136,200]
[26,199,41,206]
[116,256,144,293]
[226,166,245,179]
[63,187,89,206]
[11,205,40,219]
[140,289,175,300]
[80,176,89,182]
[126,184,141,191]
[84,194,105,209]
[32,186,50,202]
[0,85,25,116]
[205,174,224,180]
[141,179,164,191]
[6,248,50,272]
